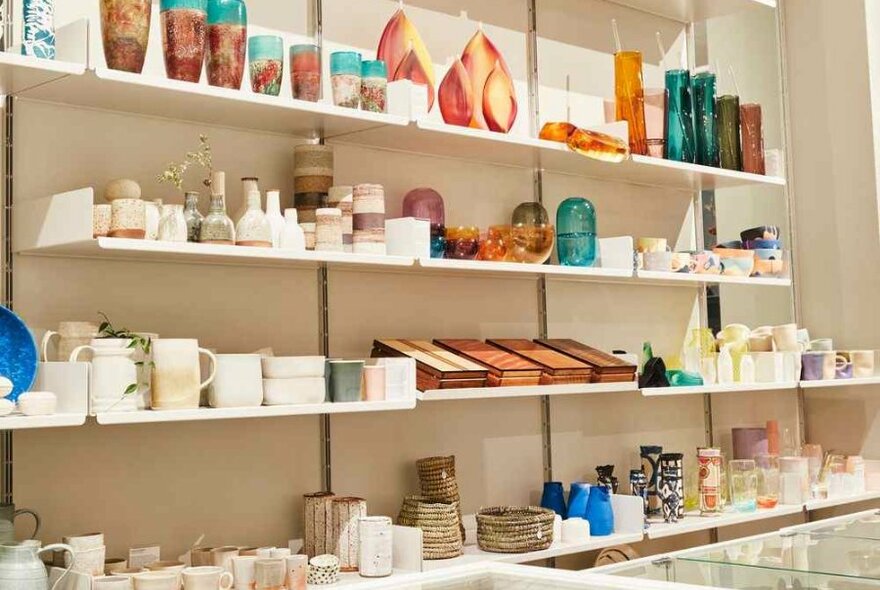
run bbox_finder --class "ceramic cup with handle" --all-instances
[0,502,40,544]
[70,344,139,413]
[41,322,99,362]
[150,339,217,410]
[208,354,263,408]
[182,566,233,590]
[0,542,76,590]
[231,556,257,590]
[133,572,178,590]
[772,324,804,353]
[850,350,876,378]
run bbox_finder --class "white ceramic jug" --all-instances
[70,343,138,413]
[0,542,75,590]
[150,339,217,410]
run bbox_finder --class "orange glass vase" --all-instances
[614,51,647,156]
[478,225,511,261]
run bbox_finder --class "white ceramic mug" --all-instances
[41,322,99,361]
[850,350,876,378]
[94,576,132,590]
[231,556,257,590]
[182,566,233,590]
[150,339,217,410]
[753,352,784,383]
[70,345,139,413]
[772,324,803,352]
[133,572,178,590]
[284,555,307,590]
[208,354,263,408]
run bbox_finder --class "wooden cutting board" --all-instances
[433,339,543,378]
[373,339,488,380]
[487,339,593,377]
[534,339,637,382]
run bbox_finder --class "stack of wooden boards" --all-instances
[372,338,637,390]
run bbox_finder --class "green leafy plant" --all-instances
[157,134,214,192]
[97,311,152,398]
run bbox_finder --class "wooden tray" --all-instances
[534,339,637,383]
[487,339,593,377]
[433,339,543,378]
[486,374,543,387]
[373,339,489,383]
[417,369,487,391]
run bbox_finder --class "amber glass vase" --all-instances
[477,225,511,261]
[510,203,555,264]
[614,51,647,156]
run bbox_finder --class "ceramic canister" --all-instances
[315,208,343,252]
[304,492,335,557]
[697,447,723,514]
[294,144,333,227]
[328,186,353,252]
[110,199,146,238]
[330,497,367,572]
[357,516,392,578]
[639,445,663,515]
[352,184,386,255]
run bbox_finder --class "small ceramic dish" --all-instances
[0,398,13,416]
[262,378,325,405]
[740,225,779,243]
[17,391,57,416]
[261,356,326,379]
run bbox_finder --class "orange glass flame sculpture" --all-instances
[439,58,473,127]
[483,61,518,133]
[395,43,435,110]
[461,26,516,132]
[377,7,436,110]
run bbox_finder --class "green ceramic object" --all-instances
[329,360,364,402]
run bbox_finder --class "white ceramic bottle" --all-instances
[144,198,163,240]
[235,191,272,247]
[717,344,734,384]
[265,190,285,248]
[280,209,306,251]
[157,204,188,242]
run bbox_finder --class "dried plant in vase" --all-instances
[157,134,215,195]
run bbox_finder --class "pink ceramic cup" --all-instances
[363,365,386,401]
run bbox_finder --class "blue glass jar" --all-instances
[566,482,591,520]
[664,69,695,162]
[540,481,567,517]
[556,197,596,267]
[585,485,614,535]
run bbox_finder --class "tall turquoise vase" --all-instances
[664,69,695,162]
[556,197,597,267]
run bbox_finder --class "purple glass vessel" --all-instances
[402,187,445,258]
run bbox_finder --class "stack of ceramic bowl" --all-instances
[63,532,105,576]
[294,145,334,250]
[713,240,756,277]
[741,225,784,277]
[261,356,326,405]
[307,554,340,585]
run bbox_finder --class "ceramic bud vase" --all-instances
[183,191,204,242]
[160,0,207,82]
[236,191,272,247]
[659,453,685,519]
[640,445,663,516]
[304,492,335,558]
[265,190,285,248]
[100,0,152,73]
[280,209,306,251]
[200,193,235,244]
[566,482,590,520]
[206,0,247,89]
[584,486,614,536]
[158,204,188,242]
[358,516,392,578]
[330,497,367,572]
[22,0,55,59]
[540,481,566,517]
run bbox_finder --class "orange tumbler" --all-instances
[614,51,648,156]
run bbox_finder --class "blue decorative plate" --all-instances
[0,306,38,401]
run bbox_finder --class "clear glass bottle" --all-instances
[183,191,204,242]
[200,193,235,244]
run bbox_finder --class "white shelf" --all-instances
[646,504,804,539]
[416,257,633,283]
[635,270,792,288]
[0,413,87,430]
[422,532,645,570]
[800,376,880,389]
[95,399,416,425]
[803,491,880,512]
[605,0,776,24]
[641,382,798,397]
[418,381,637,401]
[0,51,85,95]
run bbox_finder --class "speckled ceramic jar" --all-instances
[315,208,343,252]
[352,184,385,255]
[93,204,112,237]
[109,198,146,238]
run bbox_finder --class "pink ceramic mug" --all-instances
[363,365,386,401]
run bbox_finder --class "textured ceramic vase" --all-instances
[200,194,235,244]
[358,516,392,578]
[640,445,663,515]
[331,497,367,572]
[101,0,152,73]
[315,208,344,252]
[352,184,385,255]
[235,191,272,247]
[160,0,207,82]
[304,492,336,558]
[206,0,247,89]
[109,198,146,239]
[291,44,321,102]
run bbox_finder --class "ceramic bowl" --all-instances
[713,247,755,259]
[64,532,105,550]
[693,251,722,274]
[720,256,755,277]
[717,240,743,250]
[740,225,780,243]
[0,398,13,416]
[262,377,325,405]
[18,391,57,416]
[68,546,106,576]
[670,252,693,273]
[105,558,128,575]
[745,238,782,250]
[261,356,326,379]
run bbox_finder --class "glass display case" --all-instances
[785,509,880,541]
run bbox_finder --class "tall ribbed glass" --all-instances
[664,69,695,162]
[717,94,742,171]
[614,51,647,156]
[693,71,718,167]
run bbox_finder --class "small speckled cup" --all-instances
[109,199,146,239]
[93,204,112,237]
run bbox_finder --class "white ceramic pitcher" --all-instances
[70,341,138,413]
[0,542,75,590]
[150,339,217,410]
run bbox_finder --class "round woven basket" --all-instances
[476,506,555,554]
[415,456,465,542]
[396,495,463,560]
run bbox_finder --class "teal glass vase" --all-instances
[693,71,718,167]
[556,197,596,267]
[664,69,695,162]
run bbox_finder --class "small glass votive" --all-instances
[291,44,320,102]
[360,59,387,113]
[445,226,480,260]
[248,35,283,96]
[755,454,779,509]
[330,51,361,109]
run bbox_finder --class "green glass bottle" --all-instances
[664,69,695,163]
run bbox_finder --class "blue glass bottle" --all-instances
[664,69,695,162]
[585,485,615,536]
[566,482,591,519]
[693,71,718,167]
[556,197,596,267]
[540,481,567,517]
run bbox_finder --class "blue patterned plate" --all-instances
[0,306,38,401]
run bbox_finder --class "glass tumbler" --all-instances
[729,459,758,512]
[644,88,667,158]
[556,197,596,267]
[160,0,207,83]
[248,35,283,96]
[756,454,779,508]
[510,202,555,264]
[445,226,480,260]
[741,102,766,174]
[330,51,362,109]
[206,0,247,89]
[360,59,388,113]
[614,51,647,155]
[664,69,695,162]
[291,44,321,102]
[477,225,511,261]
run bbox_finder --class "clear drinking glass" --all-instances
[801,443,824,498]
[755,454,779,509]
[729,459,758,512]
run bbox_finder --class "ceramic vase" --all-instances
[158,204,188,242]
[280,209,306,251]
[100,0,152,73]
[630,469,648,517]
[109,199,146,239]
[640,445,663,515]
[235,191,272,247]
[22,0,55,59]
[596,465,619,493]
[330,51,361,109]
[352,184,386,255]
[659,453,684,519]
[659,467,681,523]
[183,191,204,242]
[584,486,614,536]
[566,482,590,520]
[206,0,247,89]
[315,208,343,252]
[358,516,392,578]
[291,44,321,102]
[330,497,366,572]
[697,447,723,514]
[556,197,596,266]
[248,35,283,96]
[263,190,284,248]
[360,60,387,113]
[540,481,566,517]
[200,193,235,244]
[160,0,207,82]
[304,492,335,558]
[510,202,554,264]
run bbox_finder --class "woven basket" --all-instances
[476,506,555,554]
[396,495,462,560]
[415,456,465,541]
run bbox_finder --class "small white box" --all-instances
[385,217,430,258]
[387,79,429,121]
[597,236,634,270]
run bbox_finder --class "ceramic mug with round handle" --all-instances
[150,339,217,410]
[182,566,233,590]
[40,322,99,362]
